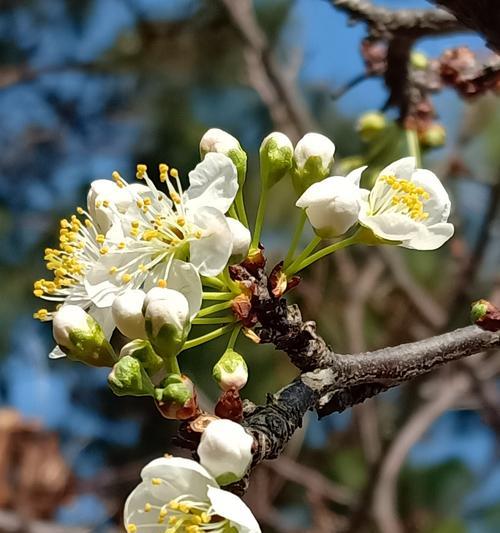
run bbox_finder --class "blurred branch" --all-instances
[219,0,314,140]
[430,0,500,51]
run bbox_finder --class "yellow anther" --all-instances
[85,219,93,228]
[144,503,152,512]
[194,230,203,239]
[170,168,178,178]
[130,228,139,237]
[151,478,162,486]
[177,216,185,226]
[142,230,158,241]
[33,289,44,297]
[168,500,179,510]
[186,526,200,533]
[99,247,109,255]
[122,273,132,283]
[159,163,168,173]
[102,200,110,208]
[96,234,105,244]
[127,525,137,533]
[168,516,178,525]
[138,264,147,273]
[159,508,168,518]
[109,266,117,274]
[170,192,181,204]
[144,198,152,206]
[118,242,126,249]
[158,279,167,288]
[136,200,144,208]
[95,201,102,208]
[179,503,190,513]
[76,206,84,214]
[200,512,211,524]
[131,220,140,229]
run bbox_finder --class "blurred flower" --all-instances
[296,167,365,238]
[358,157,454,250]
[356,111,387,142]
[213,348,248,391]
[292,132,335,194]
[125,457,260,533]
[259,131,293,188]
[52,305,116,367]
[197,419,253,485]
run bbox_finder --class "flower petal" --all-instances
[402,222,454,250]
[141,457,216,502]
[346,165,367,186]
[410,168,451,224]
[49,345,66,359]
[380,156,416,180]
[358,208,420,243]
[185,153,238,214]
[189,207,233,277]
[167,260,203,319]
[207,486,261,533]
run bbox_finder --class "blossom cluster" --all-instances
[33,127,454,533]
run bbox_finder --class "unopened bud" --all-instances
[112,289,147,340]
[226,218,251,264]
[292,132,335,194]
[471,299,500,332]
[108,355,155,397]
[155,374,199,420]
[213,348,248,391]
[120,339,164,375]
[197,419,253,485]
[144,288,191,358]
[356,111,387,142]
[259,132,293,189]
[200,128,247,186]
[52,305,116,367]
[419,123,446,148]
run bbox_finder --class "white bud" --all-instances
[197,419,253,485]
[226,217,251,264]
[213,348,248,391]
[52,305,116,367]
[144,288,190,357]
[296,167,365,238]
[112,289,147,340]
[293,133,336,194]
[259,132,293,188]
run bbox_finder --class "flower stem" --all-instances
[201,276,226,291]
[287,233,360,276]
[193,316,235,325]
[197,300,234,318]
[227,324,242,350]
[251,187,269,248]
[406,128,421,167]
[283,211,307,268]
[182,324,234,351]
[235,189,249,228]
[284,235,322,276]
[202,291,234,301]
[163,355,181,374]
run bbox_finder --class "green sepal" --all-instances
[108,355,155,397]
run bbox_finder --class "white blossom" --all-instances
[296,167,365,237]
[197,419,253,484]
[358,157,454,250]
[124,456,261,533]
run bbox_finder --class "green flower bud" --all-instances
[356,111,387,142]
[419,123,446,148]
[410,51,429,70]
[155,374,199,420]
[292,132,335,194]
[213,348,248,391]
[144,288,191,359]
[471,300,489,323]
[52,305,116,367]
[108,355,155,397]
[259,132,293,189]
[120,339,164,375]
[200,128,247,186]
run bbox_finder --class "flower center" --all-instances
[126,479,233,533]
[371,174,430,221]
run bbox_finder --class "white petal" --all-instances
[89,305,116,340]
[346,165,367,186]
[189,207,233,277]
[166,260,203,319]
[49,346,67,359]
[380,157,416,180]
[141,457,216,502]
[207,486,261,532]
[358,209,420,243]
[411,168,451,224]
[402,222,454,250]
[185,153,238,214]
[295,178,335,208]
[227,218,251,263]
[84,267,122,308]
[112,290,147,339]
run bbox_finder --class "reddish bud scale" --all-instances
[215,388,244,422]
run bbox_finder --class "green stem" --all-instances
[163,355,181,374]
[406,128,422,167]
[235,189,249,227]
[202,291,234,301]
[251,187,269,248]
[227,324,242,350]
[182,324,234,351]
[201,276,226,291]
[284,235,322,276]
[197,300,233,318]
[193,316,235,325]
[283,211,307,268]
[287,233,360,276]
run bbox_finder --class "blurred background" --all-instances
[0,0,499,531]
